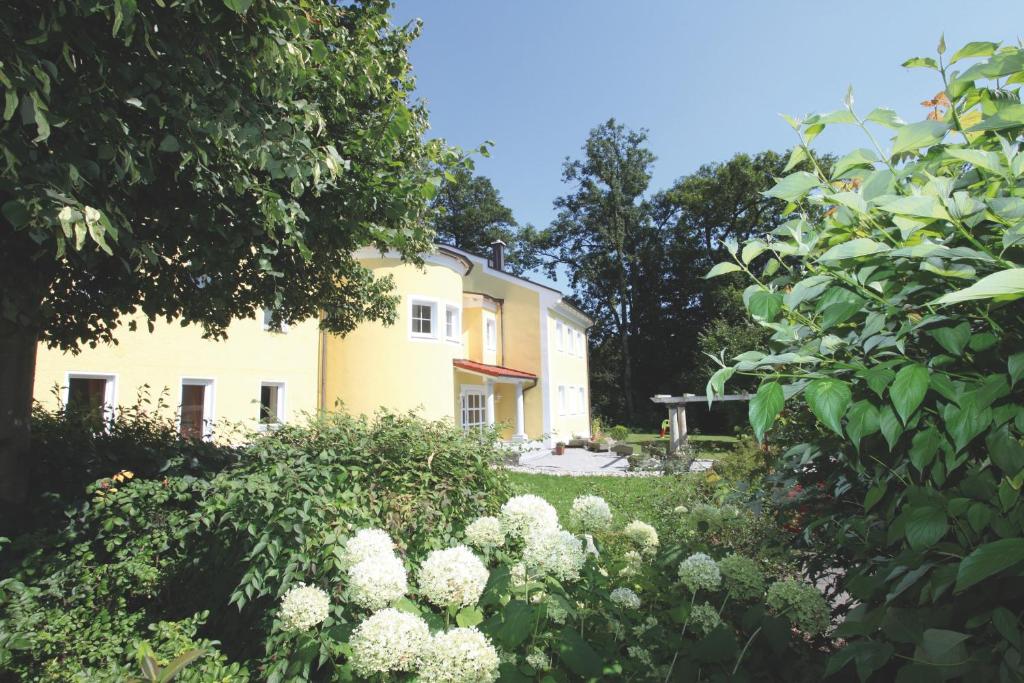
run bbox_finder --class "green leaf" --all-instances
[905,506,948,549]
[456,606,484,628]
[3,90,17,122]
[818,238,890,262]
[955,539,1024,592]
[846,400,880,451]
[832,148,878,178]
[557,627,603,678]
[877,194,949,220]
[705,261,741,278]
[158,135,180,153]
[741,240,767,265]
[929,323,970,356]
[28,91,50,142]
[879,405,903,450]
[749,382,785,442]
[909,427,942,472]
[1009,352,1024,387]
[891,364,929,423]
[763,171,820,202]
[902,57,938,69]
[805,379,851,436]
[934,268,1024,304]
[866,107,905,128]
[783,146,808,173]
[222,0,254,13]
[864,483,887,511]
[918,629,970,667]
[891,120,950,156]
[495,601,535,649]
[945,148,1005,175]
[1,200,30,229]
[944,399,992,452]
[747,290,782,321]
[986,426,1024,476]
[705,367,735,404]
[158,649,206,682]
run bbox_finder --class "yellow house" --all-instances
[32,243,593,445]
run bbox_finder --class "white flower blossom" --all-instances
[583,533,600,557]
[500,494,559,539]
[544,596,568,624]
[418,627,500,682]
[619,550,644,578]
[623,520,659,555]
[465,516,505,549]
[510,562,528,587]
[677,552,721,593]
[279,583,330,631]
[418,545,490,608]
[569,495,613,532]
[340,528,396,569]
[348,608,430,677]
[523,527,586,582]
[627,646,653,667]
[525,648,550,671]
[348,553,408,611]
[609,587,641,610]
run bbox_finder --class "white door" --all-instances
[461,389,486,431]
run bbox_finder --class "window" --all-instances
[262,308,288,333]
[577,330,586,356]
[180,379,214,440]
[410,300,436,337]
[259,382,285,425]
[567,385,577,415]
[445,305,461,341]
[558,385,566,416]
[567,327,576,355]
[579,386,586,414]
[485,318,497,351]
[556,321,564,351]
[66,374,115,425]
[461,389,486,431]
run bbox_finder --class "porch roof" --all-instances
[453,359,537,381]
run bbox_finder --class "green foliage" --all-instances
[609,425,631,441]
[710,39,1024,681]
[0,410,507,680]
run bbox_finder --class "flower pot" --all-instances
[554,443,566,455]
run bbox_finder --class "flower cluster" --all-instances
[718,554,766,602]
[523,527,585,582]
[619,549,644,578]
[569,495,612,532]
[340,528,395,569]
[609,587,641,610]
[677,552,721,593]
[465,516,505,549]
[348,554,408,611]
[279,583,330,631]
[623,520,659,555]
[766,579,830,635]
[347,608,430,677]
[418,545,489,608]
[500,494,559,539]
[418,627,500,682]
[688,602,721,635]
[525,648,550,671]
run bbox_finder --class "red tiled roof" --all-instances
[453,359,537,380]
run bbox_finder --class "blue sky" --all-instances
[393,1,1024,237]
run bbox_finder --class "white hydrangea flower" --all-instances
[418,627,500,683]
[544,596,568,624]
[340,528,396,569]
[609,587,641,610]
[619,550,644,578]
[418,545,490,608]
[510,562,528,587]
[525,647,550,671]
[623,520,659,555]
[583,533,600,557]
[348,553,408,611]
[279,583,330,631]
[627,645,653,667]
[569,495,613,532]
[677,552,722,593]
[348,608,430,677]
[465,516,505,549]
[523,528,586,582]
[500,494,559,539]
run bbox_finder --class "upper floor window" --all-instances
[259,382,285,426]
[485,318,497,351]
[577,330,586,356]
[567,327,576,355]
[262,308,288,333]
[411,300,436,338]
[556,321,564,351]
[446,305,461,342]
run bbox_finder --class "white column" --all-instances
[485,380,495,427]
[513,382,527,441]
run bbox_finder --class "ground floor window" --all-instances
[65,373,115,425]
[259,382,285,425]
[461,389,487,430]
[180,379,214,440]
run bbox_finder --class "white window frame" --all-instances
[409,297,439,340]
[179,377,215,440]
[568,327,576,355]
[485,317,497,351]
[460,385,488,431]
[445,304,462,343]
[261,307,289,333]
[63,372,118,422]
[558,385,566,416]
[577,330,586,357]
[258,380,286,429]
[556,320,564,352]
[579,386,586,414]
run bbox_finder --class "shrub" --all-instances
[609,425,630,441]
[708,39,1024,680]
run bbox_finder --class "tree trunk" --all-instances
[0,325,37,514]
[617,267,635,425]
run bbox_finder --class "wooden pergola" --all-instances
[650,393,751,455]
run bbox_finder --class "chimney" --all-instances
[490,239,506,271]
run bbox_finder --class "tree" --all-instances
[431,166,536,274]
[533,119,656,424]
[0,0,459,506]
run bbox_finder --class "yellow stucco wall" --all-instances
[32,314,321,435]
[323,255,464,422]
[546,310,592,441]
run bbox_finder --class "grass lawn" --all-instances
[624,432,738,445]
[508,470,703,533]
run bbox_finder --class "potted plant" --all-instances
[554,441,566,455]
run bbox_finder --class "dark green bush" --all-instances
[0,409,508,681]
[609,424,630,441]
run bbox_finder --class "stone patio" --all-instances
[506,445,717,476]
